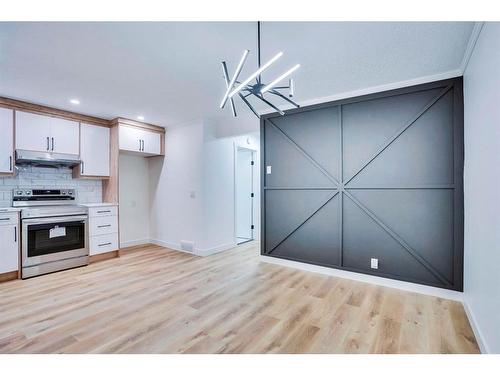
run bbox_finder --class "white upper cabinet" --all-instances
[80,123,110,177]
[15,111,51,153]
[0,108,14,173]
[50,117,79,155]
[142,130,161,155]
[15,111,79,155]
[119,125,161,156]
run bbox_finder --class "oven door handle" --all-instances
[22,215,88,225]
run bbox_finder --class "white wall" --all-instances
[146,117,260,256]
[463,22,500,354]
[149,122,204,252]
[119,153,151,247]
[200,124,260,254]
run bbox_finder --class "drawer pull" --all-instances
[98,242,112,247]
[97,224,112,228]
[97,210,111,214]
[0,218,10,221]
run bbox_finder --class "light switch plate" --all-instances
[371,258,378,269]
[266,165,272,174]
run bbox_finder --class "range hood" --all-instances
[15,150,82,168]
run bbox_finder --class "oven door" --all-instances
[22,215,88,267]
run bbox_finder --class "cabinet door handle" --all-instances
[14,226,17,242]
[98,242,112,247]
[9,156,12,171]
[139,139,142,151]
[46,137,50,151]
[141,139,144,151]
[0,218,10,221]
[51,137,54,151]
[97,210,111,214]
[97,224,111,228]
[81,161,84,174]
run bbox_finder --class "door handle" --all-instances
[51,137,54,151]
[9,156,12,171]
[46,137,50,151]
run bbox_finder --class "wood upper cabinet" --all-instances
[15,111,79,155]
[119,125,161,156]
[79,123,110,177]
[0,108,14,174]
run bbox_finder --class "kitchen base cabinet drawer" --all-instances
[90,215,118,236]
[0,213,18,226]
[90,233,119,255]
[89,206,118,218]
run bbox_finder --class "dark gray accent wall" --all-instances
[261,77,464,291]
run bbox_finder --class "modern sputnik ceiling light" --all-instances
[220,22,300,119]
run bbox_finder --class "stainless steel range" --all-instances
[13,189,89,279]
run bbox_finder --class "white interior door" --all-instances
[236,148,254,243]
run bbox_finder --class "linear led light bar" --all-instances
[220,49,249,109]
[228,51,283,98]
[260,64,300,94]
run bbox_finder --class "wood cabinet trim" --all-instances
[112,118,165,134]
[0,96,110,127]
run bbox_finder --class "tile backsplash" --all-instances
[0,165,102,207]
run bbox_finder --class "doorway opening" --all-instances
[235,147,256,245]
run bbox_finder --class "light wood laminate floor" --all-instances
[0,243,479,354]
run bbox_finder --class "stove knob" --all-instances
[62,191,67,195]
[26,191,31,195]
[16,190,23,195]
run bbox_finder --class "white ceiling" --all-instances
[0,22,474,128]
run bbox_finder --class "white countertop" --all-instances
[0,207,22,212]
[79,203,119,208]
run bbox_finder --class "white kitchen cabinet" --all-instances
[50,117,80,155]
[0,213,19,275]
[16,111,79,155]
[83,203,119,256]
[119,125,161,156]
[15,111,51,153]
[0,108,14,174]
[80,123,110,177]
[142,130,161,155]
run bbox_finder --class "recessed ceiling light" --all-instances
[70,99,80,105]
[137,116,145,121]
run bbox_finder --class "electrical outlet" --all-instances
[370,258,379,269]
[266,165,272,174]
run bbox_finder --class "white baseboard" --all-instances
[149,238,236,257]
[261,255,463,302]
[120,238,151,248]
[195,242,236,257]
[463,299,489,354]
